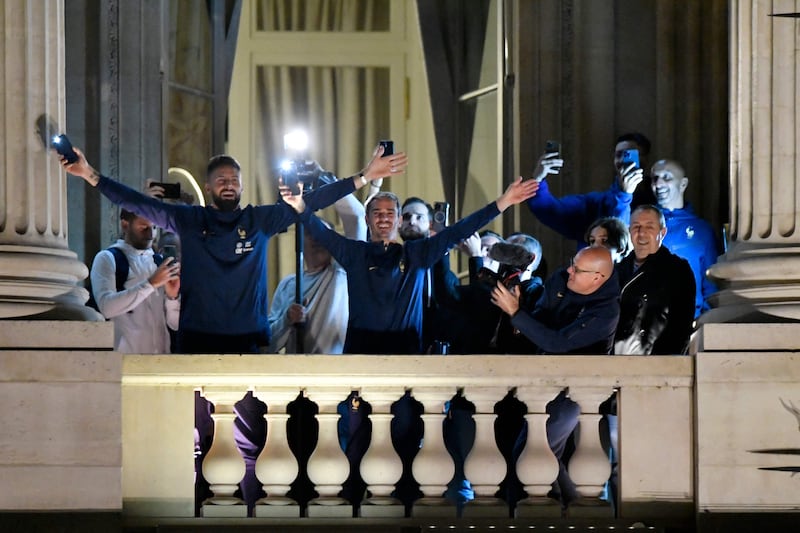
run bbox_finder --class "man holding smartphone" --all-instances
[89,209,181,353]
[527,132,650,247]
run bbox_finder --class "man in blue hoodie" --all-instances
[528,133,649,246]
[651,159,720,318]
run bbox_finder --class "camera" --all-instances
[379,140,394,157]
[432,201,449,234]
[279,159,324,195]
[482,242,535,288]
[51,133,79,164]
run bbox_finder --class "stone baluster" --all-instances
[359,387,405,517]
[199,388,247,517]
[252,388,301,518]
[305,388,352,518]
[564,387,613,517]
[411,387,455,517]
[462,387,507,517]
[0,0,97,321]
[514,386,564,517]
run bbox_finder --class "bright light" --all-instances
[279,159,294,172]
[52,135,61,144]
[283,129,309,153]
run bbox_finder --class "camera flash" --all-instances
[279,159,294,172]
[283,130,309,153]
[52,135,61,144]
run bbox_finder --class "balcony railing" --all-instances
[121,354,694,523]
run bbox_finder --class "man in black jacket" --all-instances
[614,204,696,355]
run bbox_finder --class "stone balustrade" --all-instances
[120,353,694,521]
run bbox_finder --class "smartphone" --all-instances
[545,140,560,154]
[379,140,394,157]
[161,244,178,261]
[154,182,181,199]
[432,201,450,234]
[51,134,79,164]
[621,148,640,169]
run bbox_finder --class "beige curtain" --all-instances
[252,0,389,206]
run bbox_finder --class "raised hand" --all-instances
[620,162,644,194]
[279,181,306,213]
[496,177,540,212]
[532,152,564,182]
[359,144,409,183]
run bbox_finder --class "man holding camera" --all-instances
[491,246,620,508]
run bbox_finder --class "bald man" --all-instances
[491,246,620,509]
[491,246,620,354]
[651,159,720,318]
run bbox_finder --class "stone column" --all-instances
[0,0,97,320]
[706,0,800,322]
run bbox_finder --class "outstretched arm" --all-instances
[496,177,540,212]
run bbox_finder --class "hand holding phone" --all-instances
[379,140,394,157]
[621,148,640,169]
[153,182,181,200]
[51,134,79,164]
[432,201,450,234]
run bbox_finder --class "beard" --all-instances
[399,226,428,241]
[212,192,241,212]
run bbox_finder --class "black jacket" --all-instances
[509,267,621,354]
[614,246,696,355]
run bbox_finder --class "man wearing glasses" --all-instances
[490,246,620,354]
[490,245,620,509]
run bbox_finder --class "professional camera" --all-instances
[279,159,331,195]
[480,241,534,288]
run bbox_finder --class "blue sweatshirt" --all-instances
[304,202,502,354]
[97,175,355,339]
[661,204,720,318]
[526,178,632,245]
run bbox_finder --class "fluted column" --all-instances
[0,0,97,320]
[706,0,800,322]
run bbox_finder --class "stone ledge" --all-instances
[0,320,113,350]
[694,323,800,352]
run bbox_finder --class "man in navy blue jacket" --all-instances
[292,178,540,355]
[490,246,620,508]
[62,145,406,353]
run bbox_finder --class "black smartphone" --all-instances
[432,201,450,234]
[545,140,560,154]
[161,244,178,261]
[51,134,79,164]
[379,140,394,157]
[621,148,640,169]
[154,182,181,199]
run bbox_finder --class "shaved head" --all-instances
[567,246,614,295]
